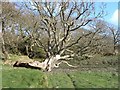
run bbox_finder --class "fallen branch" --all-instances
[56,60,78,68]
[13,60,47,70]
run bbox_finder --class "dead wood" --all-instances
[13,61,43,70]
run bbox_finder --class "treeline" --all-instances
[1,2,119,60]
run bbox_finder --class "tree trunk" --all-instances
[13,55,77,71]
[2,20,9,61]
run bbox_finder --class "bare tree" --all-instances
[73,20,108,57]
[108,25,120,55]
[2,2,18,60]
[13,1,106,71]
[2,2,26,56]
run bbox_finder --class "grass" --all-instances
[0,60,2,89]
[8,54,21,61]
[46,72,74,88]
[67,71,118,88]
[2,66,47,88]
[1,54,119,88]
[2,64,118,88]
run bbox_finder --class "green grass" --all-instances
[0,60,2,89]
[67,71,118,88]
[2,66,47,88]
[46,72,74,88]
[2,65,118,88]
[8,54,21,61]
[2,54,118,88]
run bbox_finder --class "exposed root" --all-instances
[56,60,78,68]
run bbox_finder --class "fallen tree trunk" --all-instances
[13,55,78,71]
[13,61,42,70]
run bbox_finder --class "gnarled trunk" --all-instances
[13,1,105,72]
[2,20,9,61]
[13,54,77,71]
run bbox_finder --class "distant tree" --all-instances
[74,20,108,57]
[108,25,120,55]
[2,2,27,56]
[2,2,19,60]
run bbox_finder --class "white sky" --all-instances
[110,9,118,26]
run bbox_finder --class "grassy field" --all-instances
[1,54,119,88]
[0,60,2,89]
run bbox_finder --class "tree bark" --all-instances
[2,20,9,61]
[13,54,77,71]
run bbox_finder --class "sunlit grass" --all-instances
[2,65,118,88]
[67,71,118,88]
[2,66,47,88]
[46,72,74,88]
[2,54,118,88]
[8,54,21,61]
